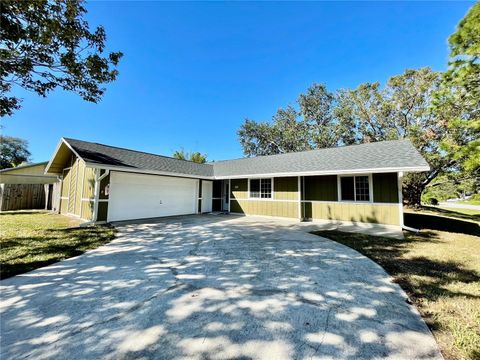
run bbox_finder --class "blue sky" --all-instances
[3,1,474,162]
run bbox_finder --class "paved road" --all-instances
[439,202,480,211]
[0,215,441,359]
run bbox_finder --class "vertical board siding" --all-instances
[81,200,93,220]
[373,173,399,203]
[231,179,248,199]
[60,198,69,214]
[304,175,337,201]
[74,160,85,215]
[68,157,78,213]
[274,177,298,200]
[306,202,400,225]
[83,167,96,200]
[57,154,100,221]
[231,199,298,218]
[0,184,46,211]
[61,168,71,199]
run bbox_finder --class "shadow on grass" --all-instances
[0,226,116,279]
[0,211,48,216]
[405,212,480,237]
[421,206,480,222]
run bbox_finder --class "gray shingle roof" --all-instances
[212,140,429,178]
[64,138,214,178]
[62,138,429,179]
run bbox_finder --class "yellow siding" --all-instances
[60,198,69,214]
[67,158,78,213]
[308,202,400,226]
[231,179,248,199]
[274,177,298,200]
[80,167,98,221]
[81,200,93,220]
[1,163,46,175]
[74,159,85,215]
[83,167,96,200]
[61,168,71,198]
[231,199,298,219]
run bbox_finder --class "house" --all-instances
[0,162,60,212]
[45,137,429,228]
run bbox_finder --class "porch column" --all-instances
[398,171,404,227]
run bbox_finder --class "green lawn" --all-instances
[0,211,116,279]
[460,198,480,206]
[441,207,480,217]
[311,229,480,360]
[406,205,480,224]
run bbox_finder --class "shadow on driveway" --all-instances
[0,215,441,359]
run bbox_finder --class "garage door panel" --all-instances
[108,172,197,222]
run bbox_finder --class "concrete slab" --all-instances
[0,214,441,359]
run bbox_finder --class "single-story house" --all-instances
[45,137,429,228]
[0,162,60,212]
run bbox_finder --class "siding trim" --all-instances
[213,166,430,180]
[233,198,298,203]
[301,200,399,206]
[398,171,404,227]
[297,176,301,220]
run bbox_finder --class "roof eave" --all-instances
[213,165,431,179]
[45,138,84,174]
[85,162,215,180]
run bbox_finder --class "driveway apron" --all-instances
[0,215,442,359]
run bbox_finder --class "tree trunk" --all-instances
[403,181,424,207]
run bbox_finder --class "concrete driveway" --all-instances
[1,215,441,359]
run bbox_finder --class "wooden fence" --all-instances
[0,184,46,211]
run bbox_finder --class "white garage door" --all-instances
[108,171,198,222]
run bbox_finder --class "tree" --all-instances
[238,106,313,157]
[0,0,123,117]
[238,84,338,157]
[435,2,480,174]
[172,148,207,164]
[238,68,445,205]
[0,135,31,169]
[336,68,446,205]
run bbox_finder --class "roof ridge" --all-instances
[63,137,213,167]
[213,139,410,163]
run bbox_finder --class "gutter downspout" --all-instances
[397,171,404,228]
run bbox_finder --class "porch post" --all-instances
[398,171,404,227]
[298,176,302,221]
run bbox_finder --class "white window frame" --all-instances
[248,177,274,199]
[337,174,373,203]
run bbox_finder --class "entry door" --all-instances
[222,181,229,211]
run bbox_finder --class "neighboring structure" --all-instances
[45,138,430,228]
[0,162,60,212]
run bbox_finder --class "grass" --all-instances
[442,207,480,217]
[460,198,480,206]
[311,229,480,360]
[406,206,480,224]
[0,211,116,279]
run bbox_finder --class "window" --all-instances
[355,176,370,201]
[340,177,355,201]
[249,178,272,198]
[340,175,370,202]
